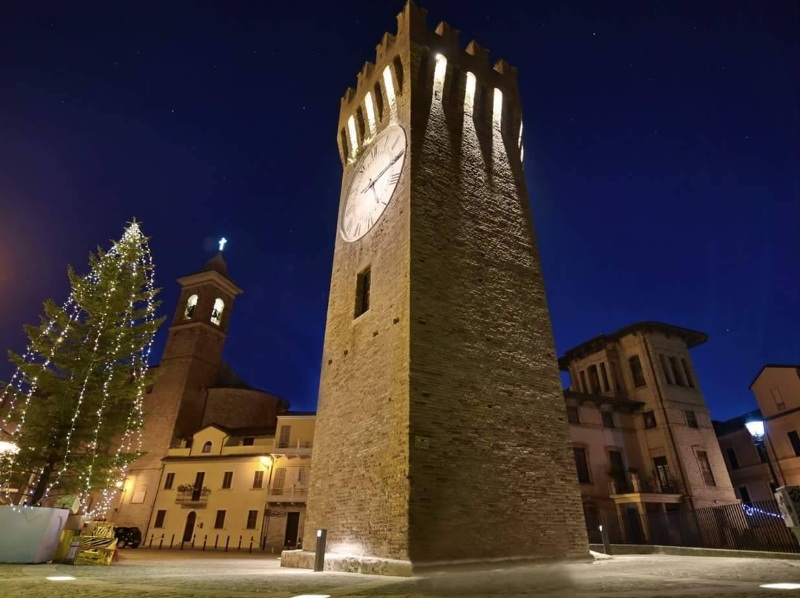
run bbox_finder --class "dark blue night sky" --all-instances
[1,1,797,420]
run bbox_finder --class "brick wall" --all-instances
[304,3,588,565]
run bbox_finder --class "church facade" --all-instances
[112,252,289,539]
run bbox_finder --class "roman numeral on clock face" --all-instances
[388,173,400,185]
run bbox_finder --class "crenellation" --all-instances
[434,21,460,50]
[464,40,490,70]
[357,61,376,88]
[493,58,516,79]
[341,86,356,109]
[375,32,396,64]
[396,0,428,40]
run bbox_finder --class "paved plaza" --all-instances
[1,550,800,597]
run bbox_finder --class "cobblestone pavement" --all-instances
[1,550,800,597]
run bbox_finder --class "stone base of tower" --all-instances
[279,549,591,577]
[280,549,414,576]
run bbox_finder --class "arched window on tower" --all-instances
[201,441,212,453]
[210,298,225,326]
[184,294,198,319]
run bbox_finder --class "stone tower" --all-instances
[301,2,588,572]
[113,251,242,531]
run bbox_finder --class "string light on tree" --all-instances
[0,221,163,513]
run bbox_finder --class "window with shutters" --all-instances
[278,425,291,448]
[222,471,233,489]
[253,470,264,489]
[696,450,716,486]
[272,468,286,494]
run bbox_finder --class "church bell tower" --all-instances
[303,2,588,571]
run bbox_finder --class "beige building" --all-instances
[142,413,314,552]
[112,252,288,536]
[713,410,776,503]
[750,365,800,487]
[560,322,738,541]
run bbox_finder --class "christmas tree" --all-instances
[0,222,163,513]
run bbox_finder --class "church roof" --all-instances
[213,362,253,389]
[195,251,230,278]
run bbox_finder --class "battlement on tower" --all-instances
[336,1,523,165]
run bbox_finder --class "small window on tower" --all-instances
[184,294,198,319]
[202,441,212,453]
[211,298,225,326]
[354,268,371,318]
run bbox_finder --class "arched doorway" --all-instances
[183,511,196,542]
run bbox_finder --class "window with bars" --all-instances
[222,471,233,489]
[685,410,698,428]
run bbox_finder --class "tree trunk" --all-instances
[28,455,57,506]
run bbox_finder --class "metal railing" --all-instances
[608,473,682,495]
[586,499,799,554]
[275,440,313,450]
[268,486,308,499]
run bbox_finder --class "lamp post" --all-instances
[745,419,780,491]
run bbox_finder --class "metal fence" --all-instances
[586,499,799,554]
[142,532,287,553]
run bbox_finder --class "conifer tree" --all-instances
[0,222,163,508]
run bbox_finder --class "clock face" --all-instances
[340,124,407,242]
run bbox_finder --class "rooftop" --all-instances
[559,321,707,369]
[712,409,763,437]
[748,364,800,389]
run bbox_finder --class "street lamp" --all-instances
[745,418,780,491]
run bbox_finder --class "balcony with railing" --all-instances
[273,439,313,456]
[609,472,682,503]
[175,485,211,507]
[267,484,309,502]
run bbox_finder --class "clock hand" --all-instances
[361,150,405,194]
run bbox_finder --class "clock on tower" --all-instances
[294,1,589,574]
